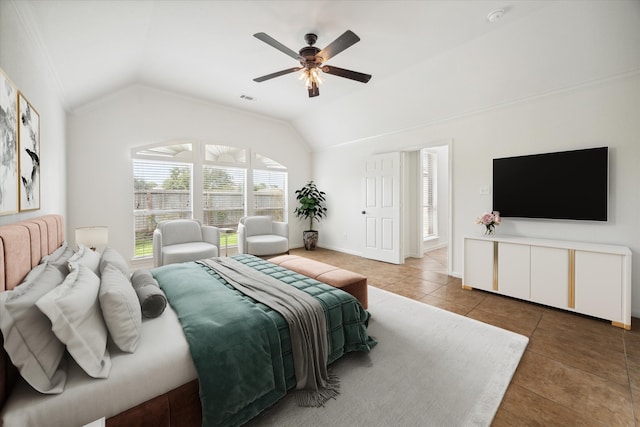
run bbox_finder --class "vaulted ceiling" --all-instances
[15,1,608,150]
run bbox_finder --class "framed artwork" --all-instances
[0,67,19,216]
[18,92,40,211]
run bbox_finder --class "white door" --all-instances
[362,152,402,264]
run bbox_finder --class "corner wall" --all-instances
[0,1,67,227]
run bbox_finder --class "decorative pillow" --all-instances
[99,265,141,352]
[36,265,111,379]
[130,269,167,318]
[0,263,67,394]
[67,245,101,276]
[40,242,75,275]
[99,246,130,277]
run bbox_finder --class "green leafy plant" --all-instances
[294,181,327,231]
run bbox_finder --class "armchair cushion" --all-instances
[158,219,204,246]
[272,221,289,239]
[243,216,273,237]
[162,242,219,265]
[246,235,289,257]
[153,219,220,267]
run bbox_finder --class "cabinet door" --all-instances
[574,251,623,322]
[497,242,530,299]
[463,238,495,291]
[530,246,569,309]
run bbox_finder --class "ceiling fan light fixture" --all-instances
[299,67,323,89]
[253,30,370,98]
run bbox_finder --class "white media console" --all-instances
[463,235,632,329]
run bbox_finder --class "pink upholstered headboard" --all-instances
[0,214,64,408]
[0,215,64,292]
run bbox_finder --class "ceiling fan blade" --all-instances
[253,67,302,82]
[322,65,372,83]
[317,30,360,63]
[254,32,301,61]
[308,81,320,98]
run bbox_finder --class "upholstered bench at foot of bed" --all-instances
[268,255,368,309]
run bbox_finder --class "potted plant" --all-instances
[294,181,327,250]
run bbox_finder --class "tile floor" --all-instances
[287,246,639,426]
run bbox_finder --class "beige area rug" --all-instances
[247,286,529,427]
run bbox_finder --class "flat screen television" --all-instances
[492,147,608,221]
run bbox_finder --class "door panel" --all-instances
[362,152,402,264]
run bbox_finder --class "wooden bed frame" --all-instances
[0,215,202,426]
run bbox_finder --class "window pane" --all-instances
[253,169,286,222]
[255,153,286,170]
[205,144,246,164]
[203,166,246,229]
[136,143,192,159]
[132,142,288,257]
[133,159,192,257]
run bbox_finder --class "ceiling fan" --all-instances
[253,30,372,97]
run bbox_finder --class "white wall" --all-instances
[66,85,312,263]
[314,73,640,314]
[0,0,67,227]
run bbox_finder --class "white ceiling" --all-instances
[17,0,552,147]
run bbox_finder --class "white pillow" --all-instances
[40,241,75,275]
[36,265,112,379]
[67,244,101,276]
[99,265,142,352]
[99,247,130,277]
[0,263,67,394]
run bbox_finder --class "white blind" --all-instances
[203,165,246,228]
[423,151,436,239]
[253,169,287,222]
[133,159,192,257]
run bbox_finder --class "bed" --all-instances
[0,215,375,426]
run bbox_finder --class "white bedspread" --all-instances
[0,305,197,427]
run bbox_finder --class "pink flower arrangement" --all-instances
[475,211,501,235]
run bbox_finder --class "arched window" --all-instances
[132,141,287,258]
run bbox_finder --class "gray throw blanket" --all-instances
[198,257,338,407]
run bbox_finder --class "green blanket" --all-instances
[153,255,375,427]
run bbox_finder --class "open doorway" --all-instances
[422,145,449,254]
[403,142,451,274]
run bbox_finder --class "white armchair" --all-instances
[152,219,220,267]
[238,216,289,257]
